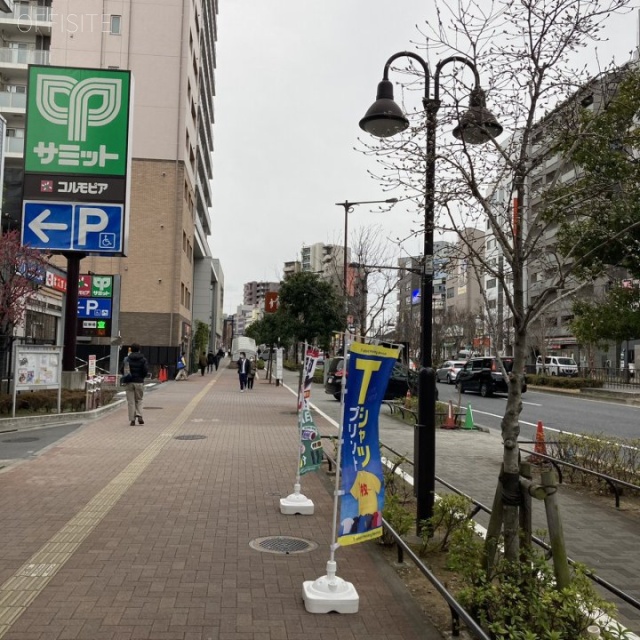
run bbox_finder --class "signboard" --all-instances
[22,65,132,257]
[25,66,131,176]
[22,201,124,253]
[77,318,111,337]
[78,274,113,298]
[88,354,96,378]
[12,345,63,417]
[77,297,112,318]
[264,291,279,313]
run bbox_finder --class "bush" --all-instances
[283,359,301,371]
[381,494,414,546]
[527,374,604,389]
[0,388,118,415]
[419,494,475,554]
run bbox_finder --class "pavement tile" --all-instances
[0,366,440,638]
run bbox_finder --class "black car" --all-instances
[455,357,527,397]
[324,356,431,402]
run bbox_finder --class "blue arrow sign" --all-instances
[77,298,112,319]
[22,201,124,254]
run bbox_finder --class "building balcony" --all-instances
[5,134,24,154]
[0,90,26,110]
[0,47,49,66]
[0,1,14,14]
[2,3,51,24]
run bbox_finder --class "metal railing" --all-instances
[0,47,49,65]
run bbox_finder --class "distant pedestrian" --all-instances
[247,357,256,389]
[237,352,250,392]
[120,343,148,426]
[216,347,225,370]
[199,352,208,376]
[207,350,215,373]
[175,353,188,380]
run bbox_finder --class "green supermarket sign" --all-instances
[25,66,132,176]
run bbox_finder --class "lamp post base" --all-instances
[302,561,359,614]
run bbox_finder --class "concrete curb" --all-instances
[0,382,161,433]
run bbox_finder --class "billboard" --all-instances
[22,65,133,256]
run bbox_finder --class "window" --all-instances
[110,15,122,35]
[486,278,496,289]
[447,287,454,299]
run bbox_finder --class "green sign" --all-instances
[25,66,131,176]
[91,275,113,298]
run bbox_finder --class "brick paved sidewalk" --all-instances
[0,365,440,640]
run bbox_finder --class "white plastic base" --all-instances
[280,483,314,515]
[302,560,359,614]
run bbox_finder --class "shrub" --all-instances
[528,374,604,389]
[381,494,414,546]
[448,539,624,639]
[419,493,475,554]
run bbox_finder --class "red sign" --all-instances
[78,275,92,297]
[265,291,279,313]
[45,271,67,292]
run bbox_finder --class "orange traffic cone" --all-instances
[442,400,458,429]
[405,388,412,408]
[528,420,547,464]
[159,366,167,382]
[534,420,547,457]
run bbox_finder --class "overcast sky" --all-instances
[209,1,638,315]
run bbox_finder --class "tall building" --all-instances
[243,281,279,307]
[0,1,222,369]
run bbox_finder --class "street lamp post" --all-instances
[359,51,502,530]
[335,199,398,331]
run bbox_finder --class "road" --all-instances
[433,381,640,440]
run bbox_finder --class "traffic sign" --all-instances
[22,200,124,254]
[77,298,112,318]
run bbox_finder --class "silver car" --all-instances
[435,360,466,384]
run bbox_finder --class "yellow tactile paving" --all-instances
[0,378,216,637]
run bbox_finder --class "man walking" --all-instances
[207,350,215,373]
[215,347,225,370]
[120,343,148,426]
[237,352,250,392]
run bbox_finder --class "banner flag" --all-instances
[298,346,323,475]
[338,342,399,546]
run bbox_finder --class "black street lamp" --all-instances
[359,51,502,530]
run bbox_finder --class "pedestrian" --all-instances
[120,343,148,426]
[237,351,250,392]
[207,350,215,373]
[247,357,256,389]
[175,352,188,380]
[199,351,208,376]
[216,347,225,370]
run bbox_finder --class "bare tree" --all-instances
[359,0,638,561]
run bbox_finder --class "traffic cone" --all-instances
[463,404,475,430]
[159,366,167,382]
[405,388,412,407]
[533,420,547,461]
[442,400,458,429]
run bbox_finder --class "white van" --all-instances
[536,355,578,377]
[231,336,257,362]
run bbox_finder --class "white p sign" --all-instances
[77,207,109,246]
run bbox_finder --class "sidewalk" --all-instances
[0,365,441,640]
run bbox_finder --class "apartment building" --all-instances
[0,0,221,369]
[243,281,279,307]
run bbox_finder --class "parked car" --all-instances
[535,355,578,377]
[456,356,527,397]
[324,356,430,402]
[435,360,466,384]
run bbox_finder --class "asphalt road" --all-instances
[434,381,640,441]
[0,423,83,467]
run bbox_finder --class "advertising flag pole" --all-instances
[302,333,359,614]
[280,341,315,515]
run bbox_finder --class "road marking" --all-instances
[0,378,217,638]
[522,401,542,406]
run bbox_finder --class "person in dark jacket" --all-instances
[120,343,149,426]
[207,350,215,373]
[215,347,225,370]
[198,352,208,376]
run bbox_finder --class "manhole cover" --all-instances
[174,434,207,441]
[249,536,317,555]
[2,437,39,443]
[280,411,298,415]
[144,407,163,410]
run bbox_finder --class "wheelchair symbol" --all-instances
[99,233,116,249]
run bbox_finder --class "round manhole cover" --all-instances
[249,536,317,555]
[174,434,207,441]
[2,437,39,443]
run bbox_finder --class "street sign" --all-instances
[77,318,111,337]
[22,201,123,254]
[77,298,112,319]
